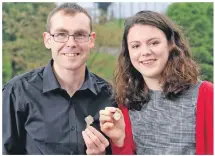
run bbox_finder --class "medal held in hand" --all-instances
[113,109,121,121]
[85,115,94,127]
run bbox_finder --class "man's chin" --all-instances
[63,64,85,71]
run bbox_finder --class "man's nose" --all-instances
[66,35,77,46]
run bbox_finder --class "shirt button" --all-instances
[71,126,75,131]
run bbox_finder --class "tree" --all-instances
[167,2,213,82]
[96,2,112,24]
[3,2,56,82]
[3,50,12,85]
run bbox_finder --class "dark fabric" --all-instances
[3,60,115,155]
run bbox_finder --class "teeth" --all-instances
[64,53,78,57]
[141,60,155,64]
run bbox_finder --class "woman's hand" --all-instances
[99,107,126,147]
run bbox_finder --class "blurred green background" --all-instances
[2,2,213,85]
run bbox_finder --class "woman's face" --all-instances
[127,24,170,81]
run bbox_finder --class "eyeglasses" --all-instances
[49,32,91,43]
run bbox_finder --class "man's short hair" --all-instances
[46,3,92,32]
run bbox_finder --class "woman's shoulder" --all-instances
[199,80,213,93]
[197,80,213,102]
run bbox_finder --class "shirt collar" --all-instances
[42,60,61,93]
[42,60,99,95]
[79,68,98,95]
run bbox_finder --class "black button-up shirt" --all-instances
[3,60,115,154]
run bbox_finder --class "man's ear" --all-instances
[89,32,96,48]
[43,32,51,49]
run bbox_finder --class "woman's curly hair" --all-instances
[113,10,200,111]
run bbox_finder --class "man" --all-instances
[3,3,115,154]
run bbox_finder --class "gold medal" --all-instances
[113,109,121,120]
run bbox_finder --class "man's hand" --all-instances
[99,107,126,147]
[82,126,109,155]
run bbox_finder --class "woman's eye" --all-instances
[132,45,139,49]
[150,41,159,46]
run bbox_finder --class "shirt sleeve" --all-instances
[111,106,135,155]
[2,84,26,154]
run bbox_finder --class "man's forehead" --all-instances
[51,11,90,23]
[50,11,90,31]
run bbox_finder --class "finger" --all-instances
[85,128,103,148]
[82,131,91,149]
[86,148,92,155]
[85,127,108,152]
[105,107,123,120]
[86,148,104,155]
[82,131,98,150]
[83,130,106,155]
[85,133,106,154]
[99,110,113,116]
[99,114,113,125]
[102,122,114,130]
[105,107,117,113]
[88,126,109,147]
[86,148,96,155]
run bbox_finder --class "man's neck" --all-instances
[53,62,86,96]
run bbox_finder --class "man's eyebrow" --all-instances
[54,28,69,33]
[74,29,90,34]
[53,28,90,34]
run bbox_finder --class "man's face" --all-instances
[43,11,96,71]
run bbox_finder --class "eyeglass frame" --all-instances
[49,32,91,43]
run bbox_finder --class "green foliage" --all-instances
[93,20,124,47]
[103,19,125,29]
[3,2,55,81]
[167,2,213,82]
[200,63,213,82]
[3,50,12,85]
[87,52,117,83]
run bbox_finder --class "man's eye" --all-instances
[75,33,87,38]
[55,33,67,38]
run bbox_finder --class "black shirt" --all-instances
[3,60,115,154]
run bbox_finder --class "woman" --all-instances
[99,10,213,155]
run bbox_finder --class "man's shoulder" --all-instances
[89,72,117,107]
[89,72,111,87]
[89,72,112,93]
[3,66,45,90]
[90,72,109,84]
